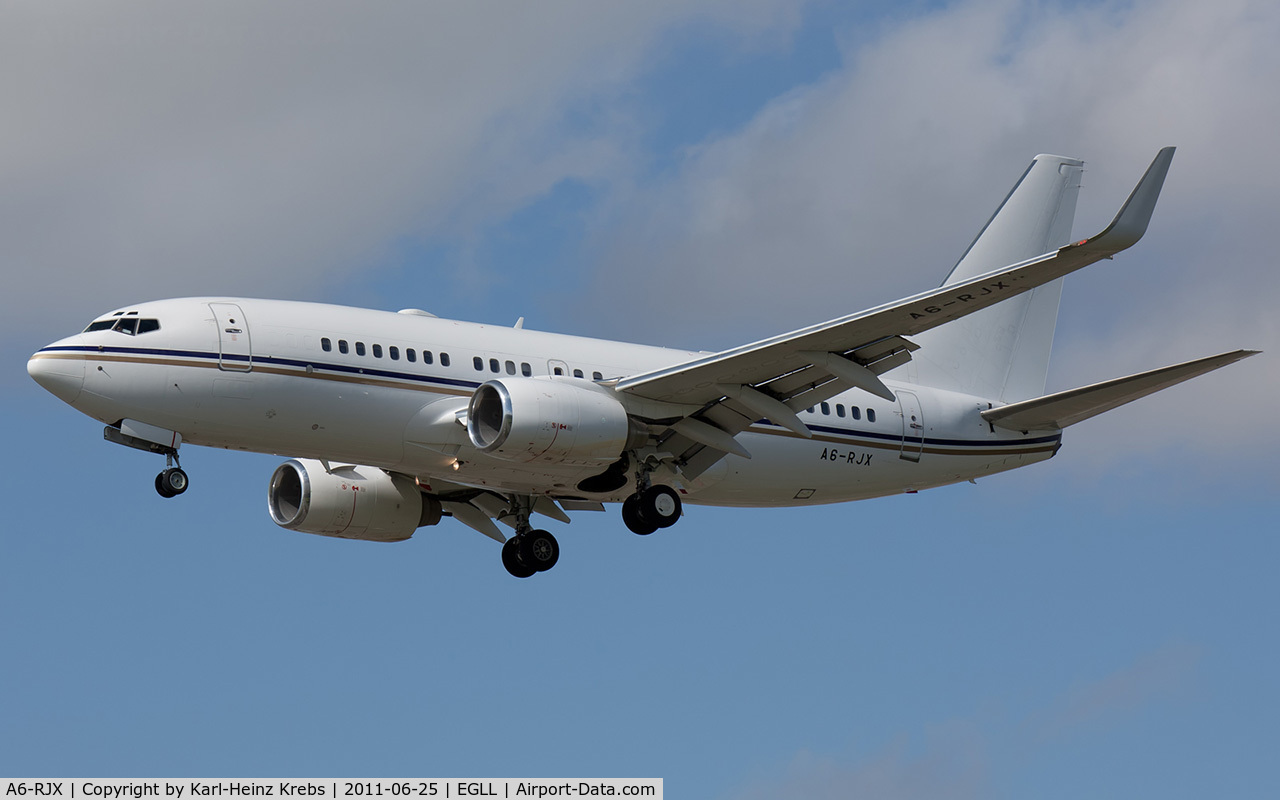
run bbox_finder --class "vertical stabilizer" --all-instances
[900,155,1083,402]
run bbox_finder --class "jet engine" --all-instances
[267,459,441,542]
[467,378,647,466]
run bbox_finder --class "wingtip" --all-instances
[1082,146,1177,254]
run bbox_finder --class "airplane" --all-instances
[27,147,1258,577]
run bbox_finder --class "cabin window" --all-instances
[440,353,450,367]
[321,338,332,352]
[389,346,399,361]
[821,402,831,415]
[355,342,366,356]
[573,369,584,379]
[836,404,845,418]
[372,344,383,358]
[406,348,416,363]
[338,340,349,354]
[807,407,815,414]
[593,371,603,381]
[505,360,516,375]
[553,366,564,376]
[867,408,877,423]
[473,356,484,371]
[423,350,434,365]
[489,358,500,373]
[850,406,861,421]
[521,362,532,377]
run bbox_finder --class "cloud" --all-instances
[729,724,988,800]
[7,0,1272,479]
[579,0,1280,336]
[726,642,1201,800]
[0,0,800,342]
[571,0,1279,474]
[1023,641,1202,743]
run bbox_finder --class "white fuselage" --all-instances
[30,297,1060,506]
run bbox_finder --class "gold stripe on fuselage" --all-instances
[35,350,1059,458]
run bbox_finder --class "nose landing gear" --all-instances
[154,451,189,498]
[103,422,192,499]
[155,465,189,498]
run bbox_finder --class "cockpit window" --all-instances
[84,317,160,335]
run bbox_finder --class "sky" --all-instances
[2,0,1277,796]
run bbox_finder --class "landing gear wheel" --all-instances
[638,484,681,528]
[156,468,188,498]
[518,529,560,572]
[502,537,536,578]
[622,495,658,536]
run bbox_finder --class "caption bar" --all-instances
[2,782,661,800]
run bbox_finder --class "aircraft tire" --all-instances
[622,495,658,535]
[160,467,189,496]
[638,485,681,528]
[519,529,560,572]
[155,472,176,498]
[502,537,536,578]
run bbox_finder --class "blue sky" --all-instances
[3,1,1277,797]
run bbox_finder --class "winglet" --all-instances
[1070,146,1176,255]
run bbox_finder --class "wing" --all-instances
[613,147,1176,476]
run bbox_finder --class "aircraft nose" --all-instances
[28,345,85,406]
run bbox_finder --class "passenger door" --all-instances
[210,302,252,372]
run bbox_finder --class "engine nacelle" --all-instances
[267,459,441,542]
[467,378,645,466]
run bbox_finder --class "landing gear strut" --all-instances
[501,497,560,578]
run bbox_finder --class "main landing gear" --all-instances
[500,498,560,578]
[494,469,682,577]
[621,477,682,536]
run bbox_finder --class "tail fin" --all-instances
[902,154,1084,402]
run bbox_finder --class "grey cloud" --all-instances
[727,642,1200,800]
[1,0,799,345]
[1023,642,1202,743]
[729,725,987,800]
[7,0,1272,479]
[571,0,1278,475]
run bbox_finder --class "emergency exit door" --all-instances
[898,390,924,462]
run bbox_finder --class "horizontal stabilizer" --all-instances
[981,350,1260,432]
